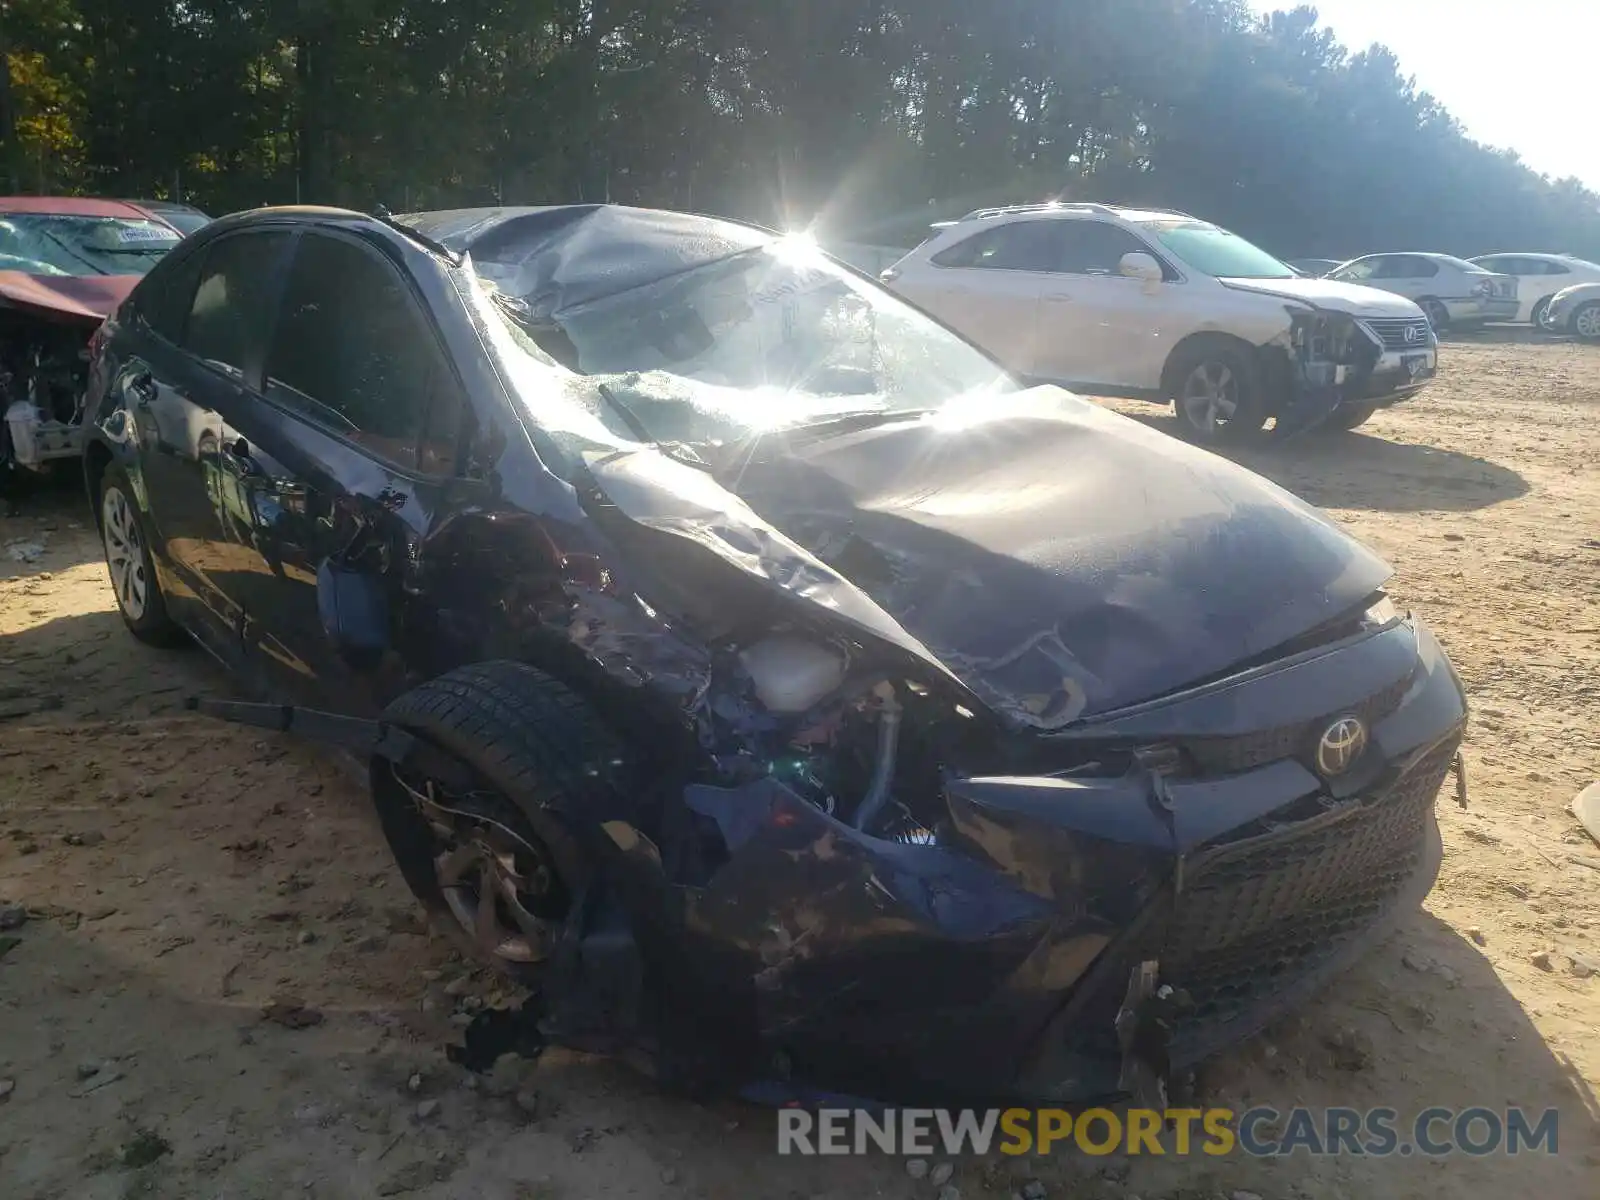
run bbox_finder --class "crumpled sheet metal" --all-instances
[401,205,770,322]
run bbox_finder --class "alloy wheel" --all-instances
[1575,303,1600,340]
[1180,361,1240,437]
[396,769,566,965]
[102,485,149,621]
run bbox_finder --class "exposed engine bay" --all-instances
[0,308,93,475]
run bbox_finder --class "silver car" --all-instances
[1325,253,1518,331]
[1541,283,1600,341]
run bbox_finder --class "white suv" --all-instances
[882,203,1438,441]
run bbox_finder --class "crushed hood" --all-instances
[1221,275,1424,319]
[586,389,1392,728]
[0,272,137,323]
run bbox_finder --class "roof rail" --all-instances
[956,201,1120,221]
[951,200,1201,222]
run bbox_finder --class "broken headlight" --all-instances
[1290,310,1366,363]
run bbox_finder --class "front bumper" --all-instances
[1446,296,1519,323]
[1359,346,1437,403]
[4,402,85,470]
[635,617,1469,1106]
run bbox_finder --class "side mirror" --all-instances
[1119,252,1164,284]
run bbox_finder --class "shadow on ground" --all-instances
[1113,407,1530,514]
[0,607,222,725]
[2,468,102,576]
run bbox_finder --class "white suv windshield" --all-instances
[1139,220,1295,280]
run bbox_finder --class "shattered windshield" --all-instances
[481,237,1014,449]
[1141,220,1296,280]
[0,214,182,277]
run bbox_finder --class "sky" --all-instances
[1246,1,1600,189]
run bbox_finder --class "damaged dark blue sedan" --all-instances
[81,203,1469,1106]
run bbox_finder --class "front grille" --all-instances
[1182,671,1412,776]
[1162,739,1457,1043]
[1362,316,1433,351]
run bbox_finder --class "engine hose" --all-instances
[851,684,902,834]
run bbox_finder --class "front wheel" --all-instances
[372,661,623,983]
[1572,300,1600,342]
[1530,296,1553,329]
[1420,298,1450,332]
[1168,343,1268,444]
[1325,402,1378,432]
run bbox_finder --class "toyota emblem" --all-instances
[1316,716,1368,777]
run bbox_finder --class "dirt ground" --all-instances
[2,333,1598,1200]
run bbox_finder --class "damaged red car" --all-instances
[1,196,182,484]
[81,204,1469,1106]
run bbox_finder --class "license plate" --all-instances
[1404,353,1434,379]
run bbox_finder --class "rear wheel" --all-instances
[372,661,623,983]
[1168,342,1267,444]
[1420,298,1450,332]
[98,464,184,645]
[1572,301,1600,342]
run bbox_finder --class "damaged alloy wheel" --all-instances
[371,661,620,982]
[400,772,568,965]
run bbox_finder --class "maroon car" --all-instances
[1,196,181,481]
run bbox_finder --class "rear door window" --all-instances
[183,232,291,379]
[931,221,1066,271]
[262,232,465,474]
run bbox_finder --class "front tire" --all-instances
[98,464,184,645]
[1420,298,1450,332]
[1572,300,1600,342]
[1168,341,1268,444]
[1326,402,1378,431]
[1530,296,1553,329]
[372,661,623,984]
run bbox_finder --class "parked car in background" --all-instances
[125,199,214,238]
[883,202,1437,441]
[0,196,182,483]
[1469,252,1600,326]
[1324,253,1517,331]
[82,203,1468,1107]
[1288,258,1342,277]
[1540,282,1600,341]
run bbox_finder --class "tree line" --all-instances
[3,0,1598,260]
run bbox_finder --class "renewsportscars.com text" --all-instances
[776,1106,1560,1158]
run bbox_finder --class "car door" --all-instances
[1508,258,1571,321]
[116,229,293,661]
[1386,255,1440,302]
[211,229,472,715]
[910,221,1062,375]
[1032,220,1183,391]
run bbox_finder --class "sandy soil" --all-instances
[2,333,1597,1199]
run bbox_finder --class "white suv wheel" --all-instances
[1179,362,1239,435]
